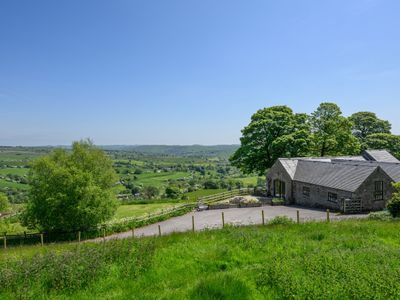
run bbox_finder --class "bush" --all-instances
[368,211,392,221]
[269,216,294,225]
[272,198,284,206]
[165,186,181,199]
[204,180,220,189]
[387,182,400,218]
[0,193,9,212]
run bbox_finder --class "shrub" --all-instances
[0,193,9,212]
[272,198,284,206]
[387,182,400,218]
[368,210,392,221]
[204,180,220,189]
[269,216,294,225]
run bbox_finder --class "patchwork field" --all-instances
[1,220,399,299]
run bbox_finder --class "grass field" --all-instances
[0,168,29,176]
[1,219,400,299]
[0,150,42,162]
[134,171,191,187]
[115,203,179,219]
[185,189,226,201]
[236,176,259,186]
[0,179,29,190]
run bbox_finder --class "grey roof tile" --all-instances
[293,160,378,192]
[363,150,399,163]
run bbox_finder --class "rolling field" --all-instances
[0,168,29,176]
[1,220,400,299]
[185,189,227,201]
[115,203,179,219]
[0,179,29,190]
[134,171,192,187]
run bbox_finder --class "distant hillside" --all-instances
[101,145,239,158]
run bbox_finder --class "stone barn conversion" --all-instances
[266,150,400,213]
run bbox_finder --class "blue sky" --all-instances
[1,0,399,146]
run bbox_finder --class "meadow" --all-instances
[0,146,261,234]
[1,219,399,299]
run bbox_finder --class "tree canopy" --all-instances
[364,133,400,159]
[231,102,399,175]
[309,103,360,157]
[349,111,391,144]
[22,140,118,231]
[229,106,311,175]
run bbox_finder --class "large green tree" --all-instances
[349,111,391,145]
[310,102,360,156]
[22,140,118,231]
[364,133,400,159]
[230,106,311,175]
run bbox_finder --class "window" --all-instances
[374,181,384,201]
[328,192,338,203]
[303,186,310,197]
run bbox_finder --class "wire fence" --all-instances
[1,202,195,249]
[1,188,266,249]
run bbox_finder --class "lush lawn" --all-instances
[115,203,179,219]
[2,220,400,299]
[185,189,226,201]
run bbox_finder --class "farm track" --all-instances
[95,205,368,241]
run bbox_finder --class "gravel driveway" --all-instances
[98,205,368,241]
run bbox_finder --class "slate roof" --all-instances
[363,150,399,163]
[275,150,400,192]
[292,160,380,192]
[330,160,400,182]
[278,158,298,179]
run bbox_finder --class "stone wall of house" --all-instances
[266,160,293,203]
[354,167,394,211]
[292,181,353,211]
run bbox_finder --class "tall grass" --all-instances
[1,220,400,299]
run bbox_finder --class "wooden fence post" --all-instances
[262,210,265,225]
[102,228,106,242]
[158,225,161,237]
[326,209,330,222]
[78,231,81,243]
[222,212,225,228]
[192,215,195,232]
[3,233,6,249]
[132,228,135,238]
[297,210,300,224]
[40,233,44,246]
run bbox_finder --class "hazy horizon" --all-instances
[1,1,400,146]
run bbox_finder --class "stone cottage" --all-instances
[266,150,400,212]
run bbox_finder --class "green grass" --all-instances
[0,179,29,190]
[236,176,259,186]
[115,203,178,219]
[0,150,41,162]
[134,171,191,187]
[185,189,226,201]
[2,220,400,299]
[0,168,29,176]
